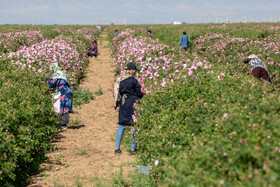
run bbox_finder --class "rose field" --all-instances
[108,23,280,186]
[1,23,280,186]
[0,25,99,186]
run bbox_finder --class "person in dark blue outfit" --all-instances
[48,63,73,130]
[179,31,190,51]
[113,62,143,155]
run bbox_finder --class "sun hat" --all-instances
[243,54,257,63]
[126,62,139,71]
[248,54,257,59]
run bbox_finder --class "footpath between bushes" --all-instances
[29,33,135,186]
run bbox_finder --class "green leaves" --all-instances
[135,66,280,186]
[109,23,280,185]
[73,88,95,107]
[0,61,59,186]
[0,25,99,186]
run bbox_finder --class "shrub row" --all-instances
[110,25,280,186]
[0,27,99,186]
[0,30,44,54]
[0,61,59,186]
[8,35,88,88]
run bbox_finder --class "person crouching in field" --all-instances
[243,54,271,83]
[87,40,98,58]
[48,63,73,130]
[179,31,190,51]
[114,62,144,156]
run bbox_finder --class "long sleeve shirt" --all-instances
[48,77,73,113]
[88,44,98,55]
[118,77,143,125]
[179,35,190,48]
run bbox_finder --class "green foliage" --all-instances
[89,169,157,186]
[73,88,95,107]
[64,163,70,168]
[54,180,65,187]
[0,61,59,186]
[108,23,280,48]
[70,119,81,126]
[76,148,87,155]
[41,27,60,39]
[73,179,83,187]
[0,25,99,186]
[109,23,280,185]
[94,87,103,96]
[135,68,280,185]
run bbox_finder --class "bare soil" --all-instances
[29,34,135,187]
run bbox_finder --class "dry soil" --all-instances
[29,33,135,187]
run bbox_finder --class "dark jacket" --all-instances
[89,44,98,56]
[119,77,143,125]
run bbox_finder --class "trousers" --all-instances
[115,124,136,150]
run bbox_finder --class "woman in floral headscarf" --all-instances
[243,54,271,83]
[48,62,73,129]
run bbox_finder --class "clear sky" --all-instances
[0,0,280,25]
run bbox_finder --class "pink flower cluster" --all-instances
[194,33,280,81]
[269,26,280,30]
[0,30,44,54]
[113,29,209,94]
[77,28,99,42]
[8,35,88,86]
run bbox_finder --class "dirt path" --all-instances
[29,33,135,187]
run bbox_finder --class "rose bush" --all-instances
[0,60,59,186]
[0,30,44,54]
[0,27,99,186]
[112,29,208,95]
[8,35,88,88]
[193,33,280,84]
[110,24,280,186]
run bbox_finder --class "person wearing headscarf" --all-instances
[87,40,98,58]
[243,54,271,83]
[48,62,73,129]
[113,62,144,156]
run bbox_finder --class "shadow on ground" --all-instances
[68,125,85,129]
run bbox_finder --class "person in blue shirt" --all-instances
[179,31,190,51]
[114,30,119,37]
[148,30,152,38]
